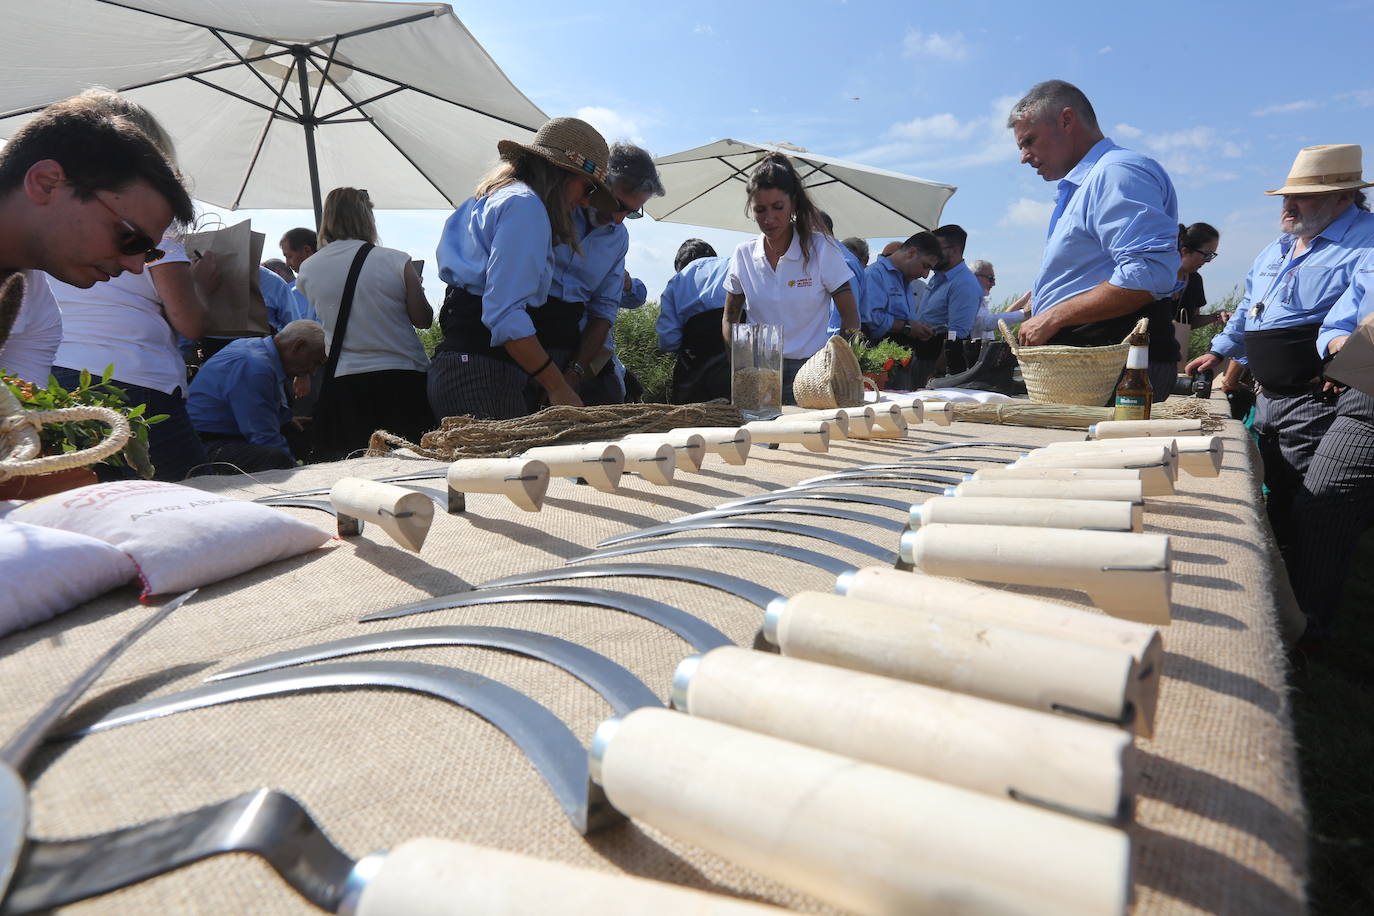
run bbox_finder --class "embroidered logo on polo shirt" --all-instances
[790,277,814,288]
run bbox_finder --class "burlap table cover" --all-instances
[0,415,1306,914]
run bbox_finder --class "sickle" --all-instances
[796,469,963,487]
[476,562,786,609]
[709,489,912,513]
[567,538,860,579]
[595,518,896,564]
[659,504,907,533]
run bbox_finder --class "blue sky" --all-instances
[212,0,1374,313]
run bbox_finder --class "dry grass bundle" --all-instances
[369,401,743,460]
[950,398,1224,432]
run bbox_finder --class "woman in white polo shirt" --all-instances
[723,153,860,404]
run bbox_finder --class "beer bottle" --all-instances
[1113,330,1152,420]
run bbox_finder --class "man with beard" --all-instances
[920,224,984,375]
[1186,145,1374,557]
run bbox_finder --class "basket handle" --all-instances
[998,319,1021,356]
[1120,317,1150,345]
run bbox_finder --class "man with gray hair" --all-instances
[1007,80,1180,348]
[842,237,870,267]
[553,141,665,404]
[187,319,327,471]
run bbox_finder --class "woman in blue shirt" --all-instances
[429,118,617,420]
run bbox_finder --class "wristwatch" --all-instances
[568,361,587,377]
[903,320,912,335]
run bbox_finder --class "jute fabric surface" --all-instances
[0,405,1306,914]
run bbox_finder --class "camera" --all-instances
[1170,369,1213,399]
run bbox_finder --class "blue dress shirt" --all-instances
[920,260,984,337]
[186,336,292,455]
[1210,205,1374,360]
[550,208,630,324]
[862,256,914,339]
[623,277,647,310]
[656,256,730,352]
[1031,138,1181,315]
[1320,246,1374,356]
[826,238,867,336]
[436,182,555,346]
[259,267,317,330]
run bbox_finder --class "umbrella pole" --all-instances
[292,46,324,230]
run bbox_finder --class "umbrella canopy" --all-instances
[0,0,548,223]
[648,139,957,238]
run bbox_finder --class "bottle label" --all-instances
[1125,346,1148,369]
[1114,395,1149,420]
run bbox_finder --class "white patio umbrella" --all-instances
[0,0,548,224]
[648,139,957,238]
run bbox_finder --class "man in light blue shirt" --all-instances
[1184,145,1374,564]
[819,213,867,337]
[259,265,317,331]
[863,232,941,386]
[187,320,325,471]
[1007,80,1180,348]
[659,239,731,403]
[920,224,985,375]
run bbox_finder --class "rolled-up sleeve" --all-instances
[657,275,682,352]
[1093,163,1181,297]
[481,198,554,346]
[1320,253,1374,356]
[586,236,629,324]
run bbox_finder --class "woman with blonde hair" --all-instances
[48,88,216,480]
[428,117,617,419]
[295,186,433,460]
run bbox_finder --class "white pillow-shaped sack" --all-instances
[11,481,330,597]
[0,518,138,637]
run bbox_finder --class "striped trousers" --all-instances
[1289,388,1374,635]
[1252,387,1339,552]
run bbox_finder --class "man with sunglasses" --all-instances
[549,142,664,405]
[0,95,192,375]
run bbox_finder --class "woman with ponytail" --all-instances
[722,153,861,404]
[1145,221,1220,400]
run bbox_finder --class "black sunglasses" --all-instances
[93,194,164,263]
[1187,247,1218,263]
[613,197,644,219]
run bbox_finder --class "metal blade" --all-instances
[785,479,948,497]
[898,455,1015,466]
[358,587,734,652]
[567,538,860,579]
[922,441,1035,451]
[476,563,786,610]
[796,469,962,487]
[390,484,449,508]
[594,518,897,564]
[660,504,907,533]
[207,626,662,714]
[248,469,450,504]
[710,489,912,513]
[57,661,611,835]
[0,589,196,898]
[376,469,450,483]
[254,497,338,516]
[2,789,352,914]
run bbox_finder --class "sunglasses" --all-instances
[93,194,164,263]
[613,197,644,219]
[1187,247,1218,263]
[976,273,996,283]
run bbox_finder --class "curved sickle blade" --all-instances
[207,626,662,715]
[797,468,963,487]
[711,489,912,513]
[476,563,786,610]
[595,518,897,563]
[359,587,734,652]
[662,504,906,533]
[923,441,1035,452]
[899,455,1015,466]
[254,497,338,516]
[390,484,449,508]
[786,479,947,497]
[59,661,611,835]
[249,469,450,504]
[569,538,860,579]
[377,469,450,483]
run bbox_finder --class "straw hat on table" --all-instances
[1266,144,1374,196]
[498,117,619,211]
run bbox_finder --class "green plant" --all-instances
[1188,286,1244,360]
[850,336,913,373]
[612,302,676,402]
[418,322,443,358]
[2,365,166,478]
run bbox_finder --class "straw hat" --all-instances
[1265,144,1374,196]
[498,117,618,210]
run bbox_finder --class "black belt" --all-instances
[1244,324,1323,395]
[436,286,586,361]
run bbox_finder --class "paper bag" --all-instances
[183,219,268,337]
[1324,310,1374,397]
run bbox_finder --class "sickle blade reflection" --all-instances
[596,518,896,563]
[476,562,786,609]
[207,626,662,715]
[569,538,860,578]
[663,504,906,533]
[359,586,733,652]
[711,489,912,513]
[59,661,610,834]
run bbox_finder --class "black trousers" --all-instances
[310,369,431,461]
[1252,387,1339,552]
[1289,388,1374,636]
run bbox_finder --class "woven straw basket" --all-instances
[1001,317,1149,406]
[792,335,867,408]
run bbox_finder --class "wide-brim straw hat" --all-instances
[1265,144,1374,196]
[498,117,618,211]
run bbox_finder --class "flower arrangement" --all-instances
[848,336,913,374]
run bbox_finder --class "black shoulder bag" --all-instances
[309,243,373,460]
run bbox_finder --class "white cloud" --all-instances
[1000,198,1054,229]
[692,23,713,35]
[902,29,969,61]
[1136,126,1244,183]
[1251,100,1321,116]
[850,94,1020,172]
[1339,88,1374,106]
[888,112,977,143]
[1113,122,1143,139]
[575,106,644,145]
[1097,45,1113,54]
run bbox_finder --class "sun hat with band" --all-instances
[497,117,618,211]
[1266,144,1374,196]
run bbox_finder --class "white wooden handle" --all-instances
[869,403,907,433]
[788,410,851,438]
[620,432,706,471]
[446,458,550,512]
[671,427,752,465]
[914,495,1142,533]
[901,524,1172,626]
[1006,454,1175,496]
[1090,418,1204,438]
[767,591,1141,727]
[1046,435,1224,477]
[836,566,1162,736]
[919,400,952,425]
[836,405,875,435]
[970,466,1146,484]
[881,397,924,423]
[345,837,780,916]
[592,708,1131,916]
[614,440,677,486]
[1018,443,1178,482]
[741,420,831,452]
[953,477,1146,504]
[522,444,625,492]
[675,647,1133,822]
[330,478,434,552]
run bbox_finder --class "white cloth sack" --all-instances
[11,481,330,596]
[0,519,137,637]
